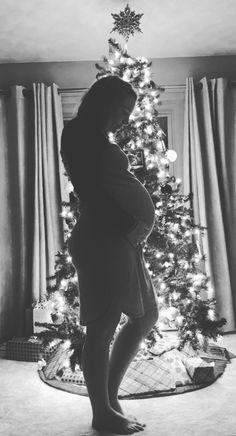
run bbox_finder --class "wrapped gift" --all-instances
[183,356,215,384]
[6,336,56,362]
[60,367,85,386]
[161,349,192,386]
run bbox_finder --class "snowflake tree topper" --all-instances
[111,4,144,42]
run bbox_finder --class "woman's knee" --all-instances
[85,307,122,345]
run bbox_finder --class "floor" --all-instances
[0,333,236,436]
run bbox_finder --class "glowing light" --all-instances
[145,125,153,135]
[208,309,215,320]
[189,287,196,296]
[160,157,169,165]
[207,285,214,298]
[166,149,177,162]
[172,292,179,301]
[196,332,204,342]
[160,283,166,291]
[185,230,192,237]
[108,132,115,142]
[127,58,134,65]
[176,315,184,325]
[158,295,165,303]
[66,181,74,193]
[61,209,67,218]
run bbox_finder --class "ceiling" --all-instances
[0,0,236,63]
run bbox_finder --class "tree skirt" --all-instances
[38,341,235,399]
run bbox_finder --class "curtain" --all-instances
[0,86,30,342]
[31,83,66,302]
[0,83,66,342]
[184,77,236,332]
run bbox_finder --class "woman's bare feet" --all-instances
[92,407,145,434]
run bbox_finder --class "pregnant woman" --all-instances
[60,76,159,434]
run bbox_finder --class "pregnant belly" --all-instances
[125,179,155,227]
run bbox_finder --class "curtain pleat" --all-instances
[184,77,236,332]
[31,83,65,302]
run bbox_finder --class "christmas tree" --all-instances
[35,6,226,371]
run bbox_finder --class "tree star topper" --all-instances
[111,4,144,42]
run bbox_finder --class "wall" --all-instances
[0,55,236,89]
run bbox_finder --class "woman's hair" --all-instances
[61,76,137,205]
[76,75,137,127]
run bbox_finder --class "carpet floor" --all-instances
[0,332,236,436]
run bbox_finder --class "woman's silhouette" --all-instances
[60,76,159,434]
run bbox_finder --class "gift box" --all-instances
[183,356,215,384]
[161,349,192,387]
[6,336,56,362]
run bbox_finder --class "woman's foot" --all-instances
[110,397,140,423]
[92,408,145,434]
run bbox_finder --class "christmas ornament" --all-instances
[165,307,179,321]
[111,4,144,42]
[166,149,178,163]
[160,184,172,195]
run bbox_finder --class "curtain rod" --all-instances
[0,81,236,96]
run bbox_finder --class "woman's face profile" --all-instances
[104,93,136,134]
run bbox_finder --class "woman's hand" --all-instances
[123,217,152,248]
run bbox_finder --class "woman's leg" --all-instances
[82,303,146,434]
[108,305,159,414]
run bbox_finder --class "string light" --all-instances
[207,309,215,320]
